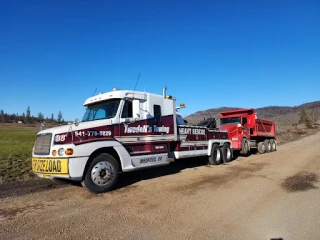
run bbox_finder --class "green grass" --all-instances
[0,124,39,183]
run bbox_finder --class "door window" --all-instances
[121,101,133,118]
[154,105,161,123]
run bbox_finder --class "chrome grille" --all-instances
[34,133,52,155]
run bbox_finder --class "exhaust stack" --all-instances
[162,86,167,98]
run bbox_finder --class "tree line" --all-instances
[0,106,64,124]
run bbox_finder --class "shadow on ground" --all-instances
[1,153,263,197]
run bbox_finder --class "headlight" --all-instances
[58,148,65,156]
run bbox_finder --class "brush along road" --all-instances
[1,131,320,239]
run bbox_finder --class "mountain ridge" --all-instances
[184,100,320,132]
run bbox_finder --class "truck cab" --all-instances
[219,109,254,150]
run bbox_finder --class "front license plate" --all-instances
[32,158,68,174]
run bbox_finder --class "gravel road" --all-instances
[1,132,320,240]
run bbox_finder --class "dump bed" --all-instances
[253,119,276,138]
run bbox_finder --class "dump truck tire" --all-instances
[258,142,265,154]
[270,139,277,152]
[264,139,271,153]
[240,139,249,155]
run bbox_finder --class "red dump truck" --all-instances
[219,108,276,155]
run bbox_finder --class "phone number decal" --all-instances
[74,130,112,137]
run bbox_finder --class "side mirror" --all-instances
[74,118,80,126]
[237,123,242,133]
[132,99,141,120]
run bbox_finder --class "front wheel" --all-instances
[240,139,249,155]
[82,153,119,194]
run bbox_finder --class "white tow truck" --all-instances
[32,87,232,193]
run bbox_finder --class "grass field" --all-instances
[0,124,39,183]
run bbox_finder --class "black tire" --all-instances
[240,138,249,155]
[222,143,232,163]
[208,144,222,165]
[264,139,271,153]
[82,153,119,193]
[270,139,277,152]
[258,142,265,154]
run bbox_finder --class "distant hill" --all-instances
[184,101,320,132]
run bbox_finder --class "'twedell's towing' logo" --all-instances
[124,125,170,133]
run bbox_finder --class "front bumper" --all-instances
[32,156,89,181]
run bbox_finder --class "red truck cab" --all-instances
[219,108,276,155]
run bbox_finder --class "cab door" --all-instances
[241,117,250,138]
[119,99,152,155]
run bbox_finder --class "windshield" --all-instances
[82,99,121,122]
[220,117,241,125]
[176,111,186,125]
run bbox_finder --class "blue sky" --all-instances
[0,0,319,121]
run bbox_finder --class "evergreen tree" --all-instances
[0,109,4,122]
[51,113,54,122]
[26,106,31,123]
[57,111,63,123]
[11,113,17,122]
[38,112,44,121]
[22,113,26,123]
[299,109,312,128]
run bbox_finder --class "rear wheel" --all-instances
[270,139,277,152]
[222,143,232,163]
[264,139,271,153]
[208,144,222,165]
[258,142,265,154]
[82,153,119,193]
[240,139,249,155]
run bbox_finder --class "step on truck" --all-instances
[218,108,276,155]
[32,87,232,193]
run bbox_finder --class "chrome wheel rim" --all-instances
[215,149,221,161]
[226,148,231,159]
[244,141,249,152]
[91,161,114,186]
